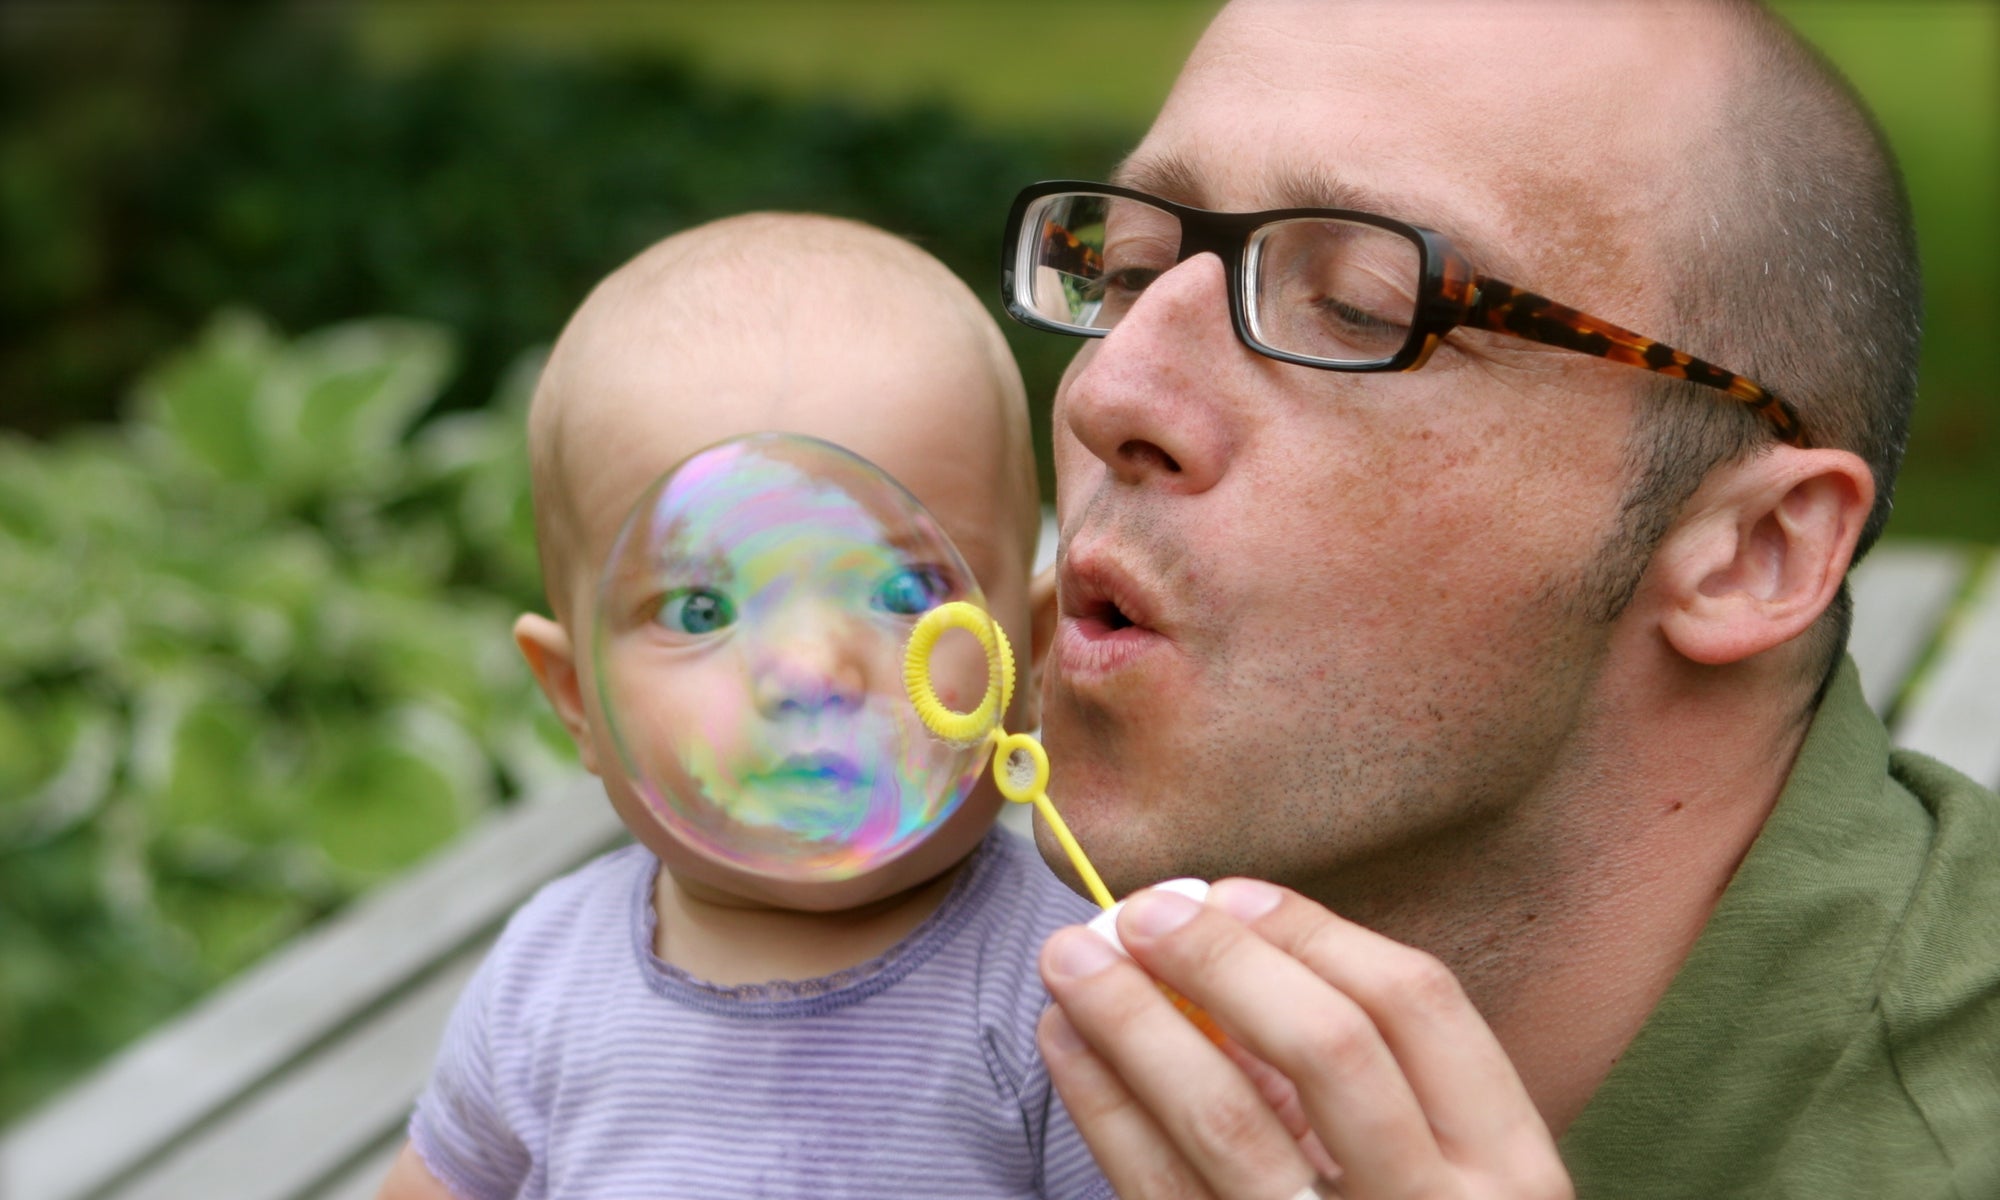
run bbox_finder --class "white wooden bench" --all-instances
[4,532,1996,1200]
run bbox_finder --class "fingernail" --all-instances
[1212,878,1283,922]
[1124,888,1201,937]
[1045,926,1122,981]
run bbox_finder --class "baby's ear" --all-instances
[1020,565,1060,731]
[514,613,600,775]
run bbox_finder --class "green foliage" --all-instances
[0,10,1125,499]
[0,314,568,1122]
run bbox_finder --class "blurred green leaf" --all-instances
[0,313,562,1121]
[151,877,319,982]
[0,701,118,849]
[132,677,277,837]
[302,720,468,886]
[285,318,456,493]
[132,311,280,487]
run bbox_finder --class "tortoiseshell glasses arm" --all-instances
[1460,277,1806,447]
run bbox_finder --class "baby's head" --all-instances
[514,213,1042,911]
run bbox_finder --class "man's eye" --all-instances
[1101,266,1161,296]
[871,565,952,615]
[1085,266,1163,321]
[1316,296,1405,332]
[657,587,736,634]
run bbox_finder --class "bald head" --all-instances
[1180,1,1913,687]
[527,213,1037,627]
[1566,0,1920,688]
[1162,1,1744,293]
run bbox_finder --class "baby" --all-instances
[376,214,1109,1199]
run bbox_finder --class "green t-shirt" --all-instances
[1560,658,2000,1198]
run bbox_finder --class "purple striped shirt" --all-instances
[410,827,1113,1199]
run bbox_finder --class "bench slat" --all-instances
[1848,542,1971,716]
[104,943,489,1200]
[1,780,624,1200]
[1892,553,2000,789]
[308,1137,405,1200]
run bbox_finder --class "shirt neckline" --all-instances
[628,827,1011,1019]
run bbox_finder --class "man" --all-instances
[1012,1,2000,1196]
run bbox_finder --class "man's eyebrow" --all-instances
[1112,156,1527,282]
[1270,165,1532,282]
[1113,155,1401,217]
[1268,164,1402,220]
[1110,152,1208,207]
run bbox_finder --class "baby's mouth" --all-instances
[756,752,869,791]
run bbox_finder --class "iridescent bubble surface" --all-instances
[593,433,999,881]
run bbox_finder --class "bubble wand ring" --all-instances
[904,601,1115,910]
[903,600,1013,748]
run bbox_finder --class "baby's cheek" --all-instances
[696,692,756,749]
[923,627,1000,717]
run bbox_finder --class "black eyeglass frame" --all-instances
[1000,180,1806,446]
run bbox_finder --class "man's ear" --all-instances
[1653,448,1875,666]
[1019,565,1060,732]
[514,613,600,775]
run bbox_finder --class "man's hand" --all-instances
[1037,879,1574,1199]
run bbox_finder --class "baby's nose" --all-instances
[750,610,874,717]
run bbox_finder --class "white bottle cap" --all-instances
[1085,877,1211,958]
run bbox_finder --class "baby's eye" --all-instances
[871,565,952,616]
[656,587,737,635]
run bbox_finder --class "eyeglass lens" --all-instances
[1014,192,1423,367]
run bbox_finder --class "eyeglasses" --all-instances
[1000,181,1806,447]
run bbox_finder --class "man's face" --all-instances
[1040,0,1714,897]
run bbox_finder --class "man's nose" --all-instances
[1057,251,1242,494]
[749,608,873,718]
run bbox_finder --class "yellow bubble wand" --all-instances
[903,600,1115,911]
[906,600,1229,1045]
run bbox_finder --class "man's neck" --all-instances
[1308,687,1813,1135]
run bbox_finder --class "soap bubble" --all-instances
[592,433,1001,882]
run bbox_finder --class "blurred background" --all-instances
[1,0,1993,1124]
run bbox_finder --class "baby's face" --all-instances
[592,438,998,888]
[551,318,1032,911]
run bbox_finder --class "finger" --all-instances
[1038,1005,1217,1200]
[1218,1039,1342,1182]
[1112,889,1451,1195]
[1208,879,1559,1170]
[1041,924,1315,1200]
